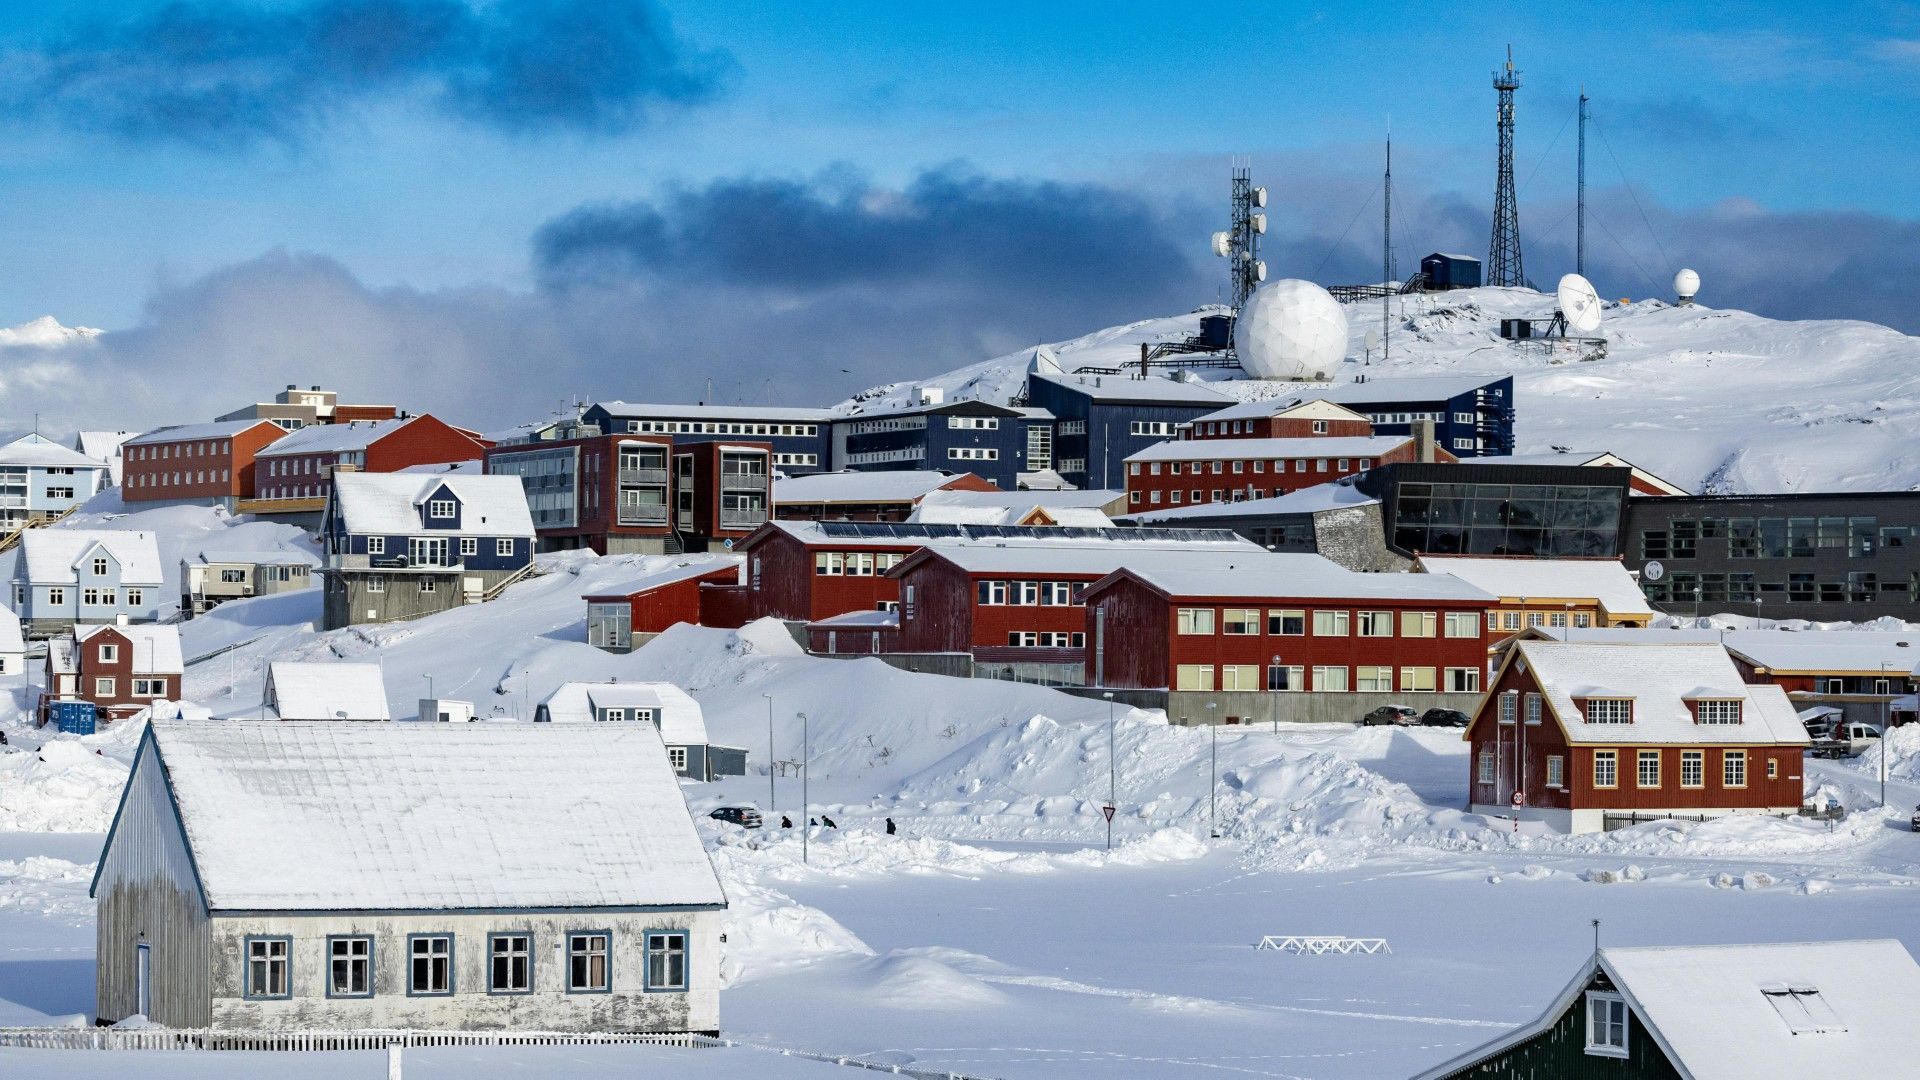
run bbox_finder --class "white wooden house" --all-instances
[91,722,727,1032]
[535,681,746,780]
[261,661,391,721]
[0,603,21,677]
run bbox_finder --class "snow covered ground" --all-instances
[6,504,1920,1078]
[840,287,1920,495]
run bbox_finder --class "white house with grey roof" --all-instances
[92,722,726,1032]
[0,432,111,530]
[261,661,391,721]
[535,681,746,780]
[10,529,164,637]
[0,603,22,676]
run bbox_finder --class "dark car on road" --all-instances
[1419,708,1471,728]
[709,806,764,828]
[1361,704,1419,726]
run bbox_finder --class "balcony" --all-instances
[617,506,669,526]
[720,510,768,530]
[618,467,667,485]
[721,471,768,491]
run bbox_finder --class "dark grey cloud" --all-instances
[0,0,727,146]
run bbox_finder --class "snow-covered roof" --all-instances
[592,401,834,422]
[125,420,279,446]
[131,721,724,911]
[1508,640,1809,746]
[1416,557,1654,616]
[910,536,1268,577]
[581,556,743,600]
[909,502,1115,527]
[330,472,534,537]
[18,530,163,586]
[1471,450,1691,495]
[74,431,137,459]
[1528,626,1920,676]
[1029,370,1236,405]
[1416,939,1920,1080]
[71,624,183,673]
[539,681,709,745]
[266,661,391,720]
[1283,375,1507,406]
[773,470,973,505]
[1125,436,1409,462]
[0,604,22,655]
[254,417,417,457]
[0,432,111,469]
[1127,479,1378,522]
[188,547,321,568]
[808,609,900,629]
[1187,397,1374,425]
[916,488,1122,511]
[1100,557,1495,602]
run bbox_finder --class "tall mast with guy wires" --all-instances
[1488,46,1525,287]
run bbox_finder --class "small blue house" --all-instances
[10,529,165,637]
[0,433,111,531]
[321,472,536,629]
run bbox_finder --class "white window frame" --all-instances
[496,538,514,557]
[1585,991,1629,1058]
[428,499,456,519]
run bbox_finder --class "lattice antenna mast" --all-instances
[1577,87,1589,277]
[1229,163,1265,309]
[1383,131,1392,364]
[1488,46,1525,287]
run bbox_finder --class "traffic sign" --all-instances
[1101,805,1116,822]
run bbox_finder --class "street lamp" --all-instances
[1270,654,1281,734]
[761,692,776,814]
[1103,692,1116,851]
[799,711,810,865]
[1207,702,1219,839]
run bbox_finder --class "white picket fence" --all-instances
[0,1026,999,1078]
[1256,935,1392,955]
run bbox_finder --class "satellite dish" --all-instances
[1673,268,1700,304]
[1363,328,1382,351]
[1211,231,1231,258]
[1253,187,1268,207]
[1557,273,1604,335]
[1234,279,1349,380]
[1251,213,1267,235]
[1253,260,1268,282]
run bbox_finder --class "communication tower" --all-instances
[1488,47,1525,287]
[1213,162,1268,310]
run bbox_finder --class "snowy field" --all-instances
[7,503,1920,1077]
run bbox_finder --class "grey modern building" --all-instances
[1624,491,1920,621]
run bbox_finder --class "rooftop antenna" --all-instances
[1383,125,1393,365]
[1489,46,1525,287]
[1576,87,1589,277]
[1592,918,1602,954]
[1212,158,1267,310]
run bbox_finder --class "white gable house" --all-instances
[321,472,535,630]
[92,722,726,1033]
[262,661,391,721]
[535,681,746,780]
[0,603,22,676]
[10,529,164,637]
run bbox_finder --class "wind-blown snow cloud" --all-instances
[0,0,728,146]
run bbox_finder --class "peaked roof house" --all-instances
[0,432,112,530]
[262,660,391,720]
[535,681,746,780]
[1415,556,1657,632]
[251,414,490,515]
[320,472,535,630]
[91,722,727,1032]
[74,430,138,486]
[10,529,165,636]
[42,623,184,723]
[1415,939,1920,1079]
[0,603,22,676]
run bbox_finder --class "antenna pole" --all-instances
[1383,129,1392,365]
[1489,46,1525,287]
[1577,88,1589,277]
[1592,918,1601,954]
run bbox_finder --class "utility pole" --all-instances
[1383,128,1392,365]
[762,693,776,812]
[799,711,810,865]
[1577,88,1588,277]
[1104,692,1116,851]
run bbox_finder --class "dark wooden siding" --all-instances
[1435,976,1682,1079]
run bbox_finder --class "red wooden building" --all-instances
[40,623,183,724]
[121,419,287,508]
[1123,434,1447,512]
[733,521,925,624]
[1466,639,1810,834]
[888,531,1266,678]
[1182,399,1376,440]
[673,441,772,551]
[807,609,902,655]
[1082,556,1494,700]
[253,414,490,503]
[583,557,744,651]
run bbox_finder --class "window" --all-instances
[126,588,142,607]
[1311,419,1329,434]
[47,588,64,606]
[1312,665,1348,692]
[1356,665,1393,692]
[668,746,689,772]
[1477,750,1495,784]
[1358,611,1394,636]
[1585,991,1629,1057]
[1176,608,1216,635]
[1762,985,1844,1035]
[1584,698,1634,725]
[1313,610,1349,636]
[459,537,478,556]
[1221,664,1260,691]
[1695,699,1743,725]
[220,569,247,584]
[1767,758,1779,780]
[98,643,119,663]
[329,936,373,998]
[91,557,108,576]
[1175,664,1214,691]
[245,937,291,999]
[420,577,437,594]
[368,575,386,594]
[1724,750,1747,788]
[645,931,688,991]
[1445,668,1481,693]
[1500,693,1517,725]
[1681,750,1704,787]
[1400,667,1436,692]
[1268,609,1304,635]
[1400,611,1436,638]
[95,677,116,697]
[1266,664,1301,691]
[409,935,453,995]
[1445,612,1480,638]
[569,932,611,992]
[1593,750,1618,788]
[1637,750,1661,788]
[1223,608,1260,635]
[497,539,514,557]
[1546,755,1565,788]
[367,536,385,555]
[948,447,999,461]
[133,678,165,697]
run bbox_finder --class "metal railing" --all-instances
[618,467,668,485]
[617,507,669,525]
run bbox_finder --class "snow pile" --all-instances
[0,855,93,926]
[0,723,142,833]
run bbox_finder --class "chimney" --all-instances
[286,384,297,391]
[1413,419,1437,463]
[916,386,944,406]
[116,612,129,626]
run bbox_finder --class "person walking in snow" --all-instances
[821,814,838,828]
[885,817,896,836]
[781,815,793,829]
[809,817,818,826]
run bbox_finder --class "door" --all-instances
[410,537,450,567]
[136,941,151,1017]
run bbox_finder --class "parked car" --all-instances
[1810,722,1882,759]
[1361,704,1419,727]
[1420,708,1471,728]
[708,806,764,828]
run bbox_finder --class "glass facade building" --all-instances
[1359,463,1631,558]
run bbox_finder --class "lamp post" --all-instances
[1271,654,1281,734]
[762,692,776,813]
[1104,692,1116,851]
[1882,663,1896,809]
[799,711,810,865]
[1207,703,1219,839]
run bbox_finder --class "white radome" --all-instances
[1234,279,1349,380]
[1674,268,1700,299]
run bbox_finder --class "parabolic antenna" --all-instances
[1251,213,1268,234]
[1211,231,1232,258]
[1253,187,1269,207]
[1363,327,1382,351]
[1557,273,1604,335]
[1234,279,1349,380]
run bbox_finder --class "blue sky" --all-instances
[0,1,1916,429]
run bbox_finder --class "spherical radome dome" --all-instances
[1674,268,1700,298]
[1235,279,1349,380]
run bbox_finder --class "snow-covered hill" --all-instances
[840,288,1920,494]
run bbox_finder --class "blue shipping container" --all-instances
[50,699,97,736]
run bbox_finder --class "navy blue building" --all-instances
[320,472,537,629]
[1024,371,1236,491]
[1421,252,1482,290]
[580,402,835,475]
[837,393,1050,490]
[1288,375,1515,457]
